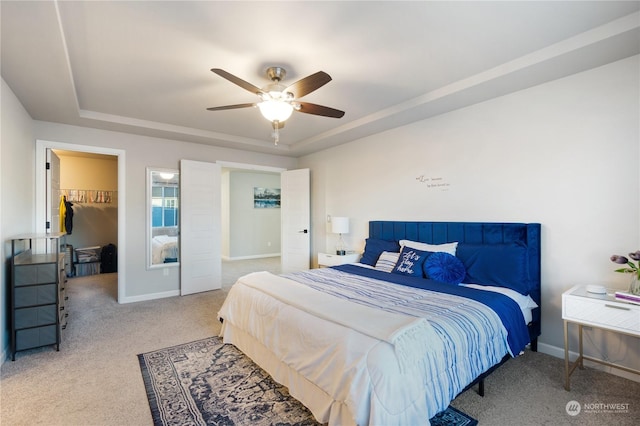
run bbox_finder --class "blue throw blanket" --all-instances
[333,264,530,356]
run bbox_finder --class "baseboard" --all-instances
[538,342,640,383]
[223,253,280,261]
[120,289,180,304]
[537,342,567,359]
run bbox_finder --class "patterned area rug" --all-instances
[138,336,478,426]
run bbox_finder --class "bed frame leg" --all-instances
[478,379,485,397]
[531,338,538,352]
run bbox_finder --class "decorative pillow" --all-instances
[455,243,530,295]
[392,247,430,277]
[360,238,401,266]
[374,251,400,272]
[423,252,466,284]
[399,239,458,255]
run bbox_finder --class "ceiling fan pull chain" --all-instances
[273,121,280,145]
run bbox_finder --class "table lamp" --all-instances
[331,217,349,255]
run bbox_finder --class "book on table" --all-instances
[614,291,640,305]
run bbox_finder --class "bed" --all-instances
[218,221,541,425]
[151,234,178,264]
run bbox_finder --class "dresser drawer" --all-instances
[318,252,361,267]
[14,305,57,329]
[59,286,67,312]
[14,263,57,286]
[14,284,57,308]
[563,295,640,335]
[15,325,57,351]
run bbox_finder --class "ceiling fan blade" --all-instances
[211,68,263,95]
[297,102,345,118]
[206,103,256,111]
[285,71,332,98]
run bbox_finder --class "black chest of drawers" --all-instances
[9,233,67,360]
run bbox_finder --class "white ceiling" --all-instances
[2,1,639,157]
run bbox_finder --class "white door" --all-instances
[46,149,61,235]
[180,160,221,295]
[280,168,310,273]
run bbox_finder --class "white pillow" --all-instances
[374,251,400,272]
[399,239,458,255]
[461,283,538,308]
[460,283,538,325]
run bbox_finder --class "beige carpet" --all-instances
[2,260,639,425]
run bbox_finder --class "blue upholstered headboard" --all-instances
[369,221,542,340]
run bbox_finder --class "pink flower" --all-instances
[611,251,640,278]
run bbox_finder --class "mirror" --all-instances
[147,168,180,269]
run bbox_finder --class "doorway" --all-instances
[219,162,284,286]
[54,150,117,285]
[35,140,126,302]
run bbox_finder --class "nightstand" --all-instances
[562,285,640,390]
[317,252,360,267]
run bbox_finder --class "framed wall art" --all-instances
[254,187,281,208]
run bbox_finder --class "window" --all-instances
[152,186,179,227]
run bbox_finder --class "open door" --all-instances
[280,168,310,273]
[46,149,61,235]
[180,160,221,295]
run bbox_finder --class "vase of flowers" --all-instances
[611,250,640,295]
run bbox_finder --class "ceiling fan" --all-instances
[207,67,345,144]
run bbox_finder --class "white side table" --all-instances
[562,285,640,390]
[318,252,360,267]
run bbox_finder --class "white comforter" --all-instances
[218,269,510,425]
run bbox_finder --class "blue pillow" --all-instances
[455,243,530,294]
[360,238,401,266]
[392,247,430,277]
[423,252,466,284]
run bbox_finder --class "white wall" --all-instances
[300,56,640,373]
[1,78,36,361]
[32,121,297,300]
[221,170,231,257]
[227,171,281,259]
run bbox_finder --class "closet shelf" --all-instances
[61,189,115,204]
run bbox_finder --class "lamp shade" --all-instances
[331,217,349,234]
[257,99,294,122]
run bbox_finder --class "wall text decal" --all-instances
[416,175,450,190]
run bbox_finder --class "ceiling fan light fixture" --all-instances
[208,67,345,144]
[257,99,294,122]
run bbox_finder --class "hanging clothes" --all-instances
[64,198,74,235]
[59,195,67,233]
